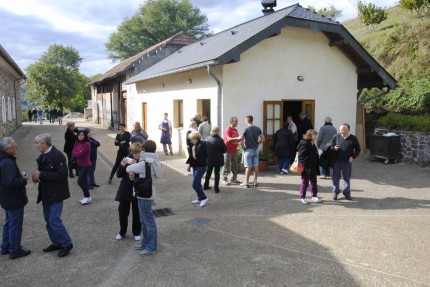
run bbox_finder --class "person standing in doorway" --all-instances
[198,116,211,141]
[203,127,227,193]
[272,121,296,174]
[159,113,173,156]
[32,133,73,257]
[325,123,361,200]
[223,117,241,185]
[317,117,337,179]
[297,112,313,139]
[108,123,131,184]
[239,115,265,188]
[0,137,31,259]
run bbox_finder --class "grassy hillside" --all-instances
[343,5,430,116]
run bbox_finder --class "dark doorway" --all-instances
[283,101,302,125]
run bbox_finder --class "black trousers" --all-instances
[110,150,126,179]
[204,166,221,188]
[118,199,141,237]
[66,152,78,174]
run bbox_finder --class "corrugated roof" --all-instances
[124,3,397,90]
[90,31,196,84]
[0,43,26,79]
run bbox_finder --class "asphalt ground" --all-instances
[0,118,429,287]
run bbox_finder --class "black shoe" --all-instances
[69,172,75,178]
[57,245,73,257]
[9,249,31,259]
[89,186,94,189]
[345,196,352,200]
[107,178,112,184]
[1,249,9,255]
[333,194,338,200]
[91,184,100,187]
[203,186,211,190]
[43,244,62,253]
[214,187,220,193]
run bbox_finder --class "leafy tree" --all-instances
[357,1,388,30]
[105,0,209,61]
[26,44,89,111]
[399,0,430,17]
[307,5,343,20]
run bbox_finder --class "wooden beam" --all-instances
[356,67,374,74]
[329,39,347,46]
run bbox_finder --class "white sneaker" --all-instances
[281,169,289,174]
[240,182,250,188]
[134,236,141,241]
[191,199,200,204]
[222,179,230,185]
[115,234,123,240]
[300,198,308,205]
[80,197,92,205]
[199,198,208,207]
[78,198,85,203]
[312,196,322,203]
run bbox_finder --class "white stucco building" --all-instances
[124,4,397,155]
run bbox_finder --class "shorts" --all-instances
[243,148,259,168]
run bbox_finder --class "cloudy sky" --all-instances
[0,0,396,77]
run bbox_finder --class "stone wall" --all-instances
[374,128,430,166]
[0,68,22,138]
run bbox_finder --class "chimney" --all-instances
[261,0,277,15]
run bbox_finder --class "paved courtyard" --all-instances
[0,119,429,287]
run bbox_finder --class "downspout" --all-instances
[13,78,25,128]
[110,84,114,129]
[207,65,222,128]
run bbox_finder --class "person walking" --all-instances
[108,123,131,184]
[72,130,92,205]
[27,109,32,122]
[198,116,211,141]
[203,127,227,193]
[239,115,265,188]
[287,116,298,143]
[186,131,208,207]
[38,108,43,125]
[0,137,31,259]
[64,122,78,178]
[297,130,321,205]
[126,140,163,256]
[131,122,148,144]
[159,113,173,155]
[317,117,337,179]
[114,143,142,241]
[272,121,296,174]
[32,108,37,122]
[85,128,100,188]
[186,121,198,157]
[325,123,361,200]
[32,133,73,257]
[222,117,241,185]
[57,109,63,125]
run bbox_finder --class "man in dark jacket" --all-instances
[108,123,131,184]
[0,137,31,259]
[297,112,313,138]
[324,124,361,200]
[203,127,227,193]
[32,133,73,257]
[317,117,337,178]
[272,121,296,174]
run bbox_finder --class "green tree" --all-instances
[26,44,89,111]
[105,0,209,61]
[357,1,388,30]
[307,5,343,20]
[399,0,430,17]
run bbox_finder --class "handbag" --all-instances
[68,158,77,170]
[289,152,305,175]
[133,162,152,198]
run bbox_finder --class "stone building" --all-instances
[0,44,26,138]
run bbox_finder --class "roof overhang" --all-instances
[0,44,26,80]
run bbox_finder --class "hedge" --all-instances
[379,113,430,132]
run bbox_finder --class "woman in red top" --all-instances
[72,130,92,205]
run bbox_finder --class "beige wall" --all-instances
[223,26,358,134]
[126,66,222,154]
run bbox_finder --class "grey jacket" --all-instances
[317,123,337,149]
[126,152,163,200]
[198,122,211,141]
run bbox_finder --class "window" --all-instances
[173,100,183,128]
[11,97,16,119]
[197,99,211,121]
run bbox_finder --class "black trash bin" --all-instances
[369,134,401,164]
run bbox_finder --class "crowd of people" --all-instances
[0,111,360,260]
[27,107,64,125]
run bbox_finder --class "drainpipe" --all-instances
[207,65,222,128]
[13,78,25,128]
[110,85,114,129]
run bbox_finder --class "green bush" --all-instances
[379,113,430,131]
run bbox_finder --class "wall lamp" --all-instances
[188,79,192,84]
[297,76,304,81]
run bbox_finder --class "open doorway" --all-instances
[283,101,302,125]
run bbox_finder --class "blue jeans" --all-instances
[192,166,207,201]
[42,202,73,248]
[1,208,24,254]
[87,160,97,186]
[332,161,352,196]
[138,199,157,252]
[78,166,91,197]
[278,156,292,171]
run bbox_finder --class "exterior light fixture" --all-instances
[297,76,304,81]
[188,79,192,84]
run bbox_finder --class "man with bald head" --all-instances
[325,123,361,200]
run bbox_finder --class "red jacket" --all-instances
[72,141,91,167]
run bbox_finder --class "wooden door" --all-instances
[302,100,315,127]
[142,102,147,132]
[263,101,282,153]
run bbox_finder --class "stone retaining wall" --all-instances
[374,128,430,166]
